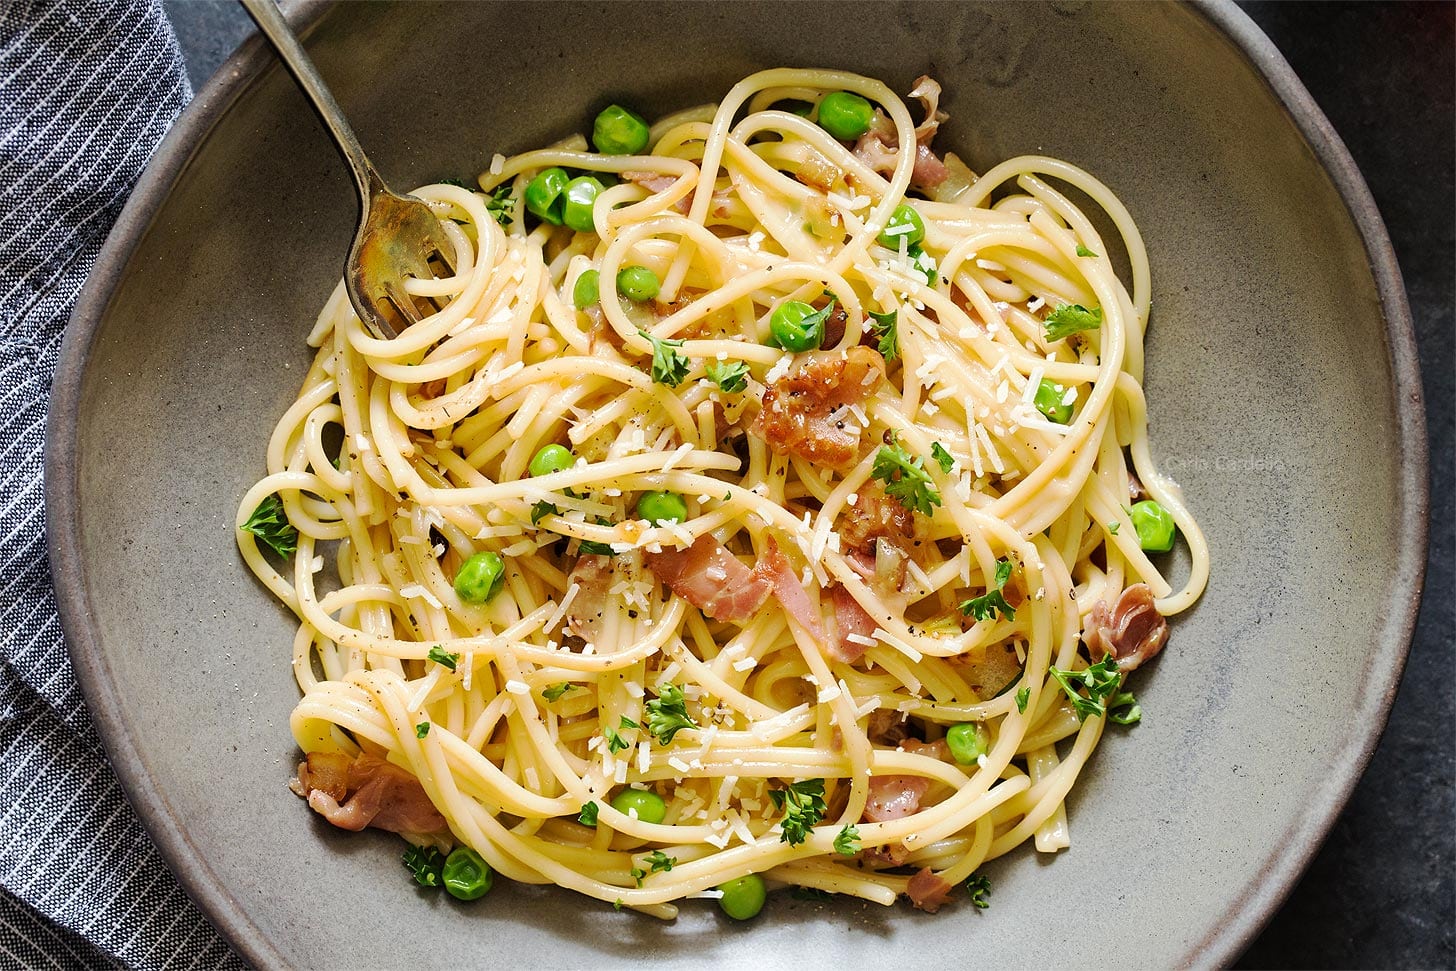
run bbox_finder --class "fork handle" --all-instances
[239,0,380,199]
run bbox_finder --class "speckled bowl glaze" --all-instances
[46,2,1426,968]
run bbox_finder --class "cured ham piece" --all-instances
[292,751,447,836]
[1083,583,1169,671]
[751,536,826,641]
[754,346,886,470]
[827,582,877,663]
[863,774,930,822]
[645,536,772,622]
[906,868,955,912]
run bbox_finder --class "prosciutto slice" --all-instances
[753,346,886,470]
[752,536,826,641]
[292,752,447,837]
[646,535,773,622]
[906,868,955,913]
[1083,583,1169,671]
[863,774,931,822]
[827,583,877,663]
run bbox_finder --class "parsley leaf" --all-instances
[604,727,630,753]
[1049,654,1122,721]
[645,683,698,744]
[644,849,676,873]
[241,493,298,558]
[931,441,955,473]
[638,329,690,387]
[1044,303,1103,342]
[578,801,599,826]
[402,844,444,887]
[578,517,618,557]
[705,359,750,393]
[770,779,828,846]
[907,242,938,284]
[960,557,1016,622]
[1108,690,1142,725]
[415,722,430,738]
[1075,243,1098,258]
[965,873,992,909]
[542,682,575,702]
[486,183,514,225]
[833,824,861,856]
[530,500,558,525]
[619,715,640,729]
[1015,686,1031,714]
[867,308,899,361]
[426,645,459,671]
[871,435,942,516]
[1108,521,1120,535]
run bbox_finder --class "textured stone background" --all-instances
[163,2,1456,967]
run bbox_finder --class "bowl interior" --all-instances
[56,2,1417,967]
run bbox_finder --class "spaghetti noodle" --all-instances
[237,68,1208,917]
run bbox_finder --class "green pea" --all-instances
[454,551,505,603]
[945,722,990,765]
[768,300,824,352]
[1130,500,1177,553]
[717,873,767,920]
[636,490,687,525]
[611,787,667,824]
[616,265,660,302]
[876,204,925,249]
[817,91,874,140]
[562,176,604,233]
[529,443,574,478]
[524,167,569,225]
[1033,378,1073,424]
[573,269,601,308]
[592,104,651,155]
[441,847,493,901]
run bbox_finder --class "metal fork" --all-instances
[240,0,455,340]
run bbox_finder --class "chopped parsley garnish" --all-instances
[578,801,600,826]
[578,517,618,557]
[631,867,647,887]
[241,493,298,558]
[867,308,899,361]
[486,182,514,225]
[770,779,828,846]
[426,645,460,671]
[644,850,676,873]
[907,242,937,284]
[402,845,444,887]
[833,824,861,856]
[619,715,640,729]
[415,722,430,738]
[931,441,955,473]
[705,359,750,393]
[1049,654,1122,721]
[604,727,630,753]
[1015,685,1031,713]
[1044,303,1103,342]
[1108,521,1120,535]
[960,558,1016,623]
[437,177,470,189]
[965,873,992,909]
[645,683,698,744]
[871,435,942,516]
[531,500,558,525]
[1075,244,1098,258]
[542,682,575,702]
[639,329,690,387]
[1108,690,1142,725]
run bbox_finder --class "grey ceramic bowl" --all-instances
[47,1,1427,968]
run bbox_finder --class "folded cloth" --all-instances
[1,2,243,967]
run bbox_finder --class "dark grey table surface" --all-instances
[160,2,1455,968]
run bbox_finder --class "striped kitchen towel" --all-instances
[0,1,243,967]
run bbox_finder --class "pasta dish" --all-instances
[236,68,1208,917]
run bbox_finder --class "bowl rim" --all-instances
[43,1,1429,968]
